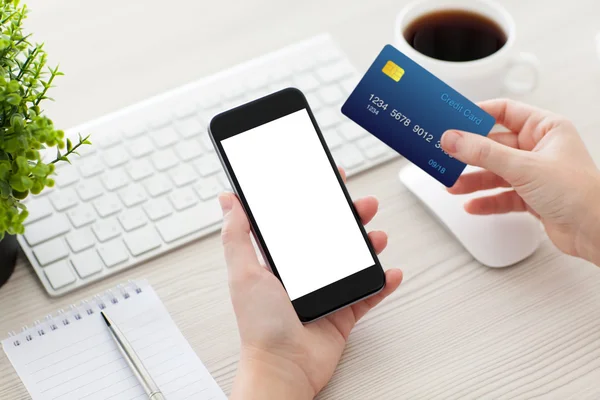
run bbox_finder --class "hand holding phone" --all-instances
[210,88,390,321]
[219,178,403,399]
[210,88,403,397]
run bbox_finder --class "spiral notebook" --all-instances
[1,281,226,400]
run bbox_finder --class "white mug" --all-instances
[394,0,539,101]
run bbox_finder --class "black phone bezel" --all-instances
[208,87,386,322]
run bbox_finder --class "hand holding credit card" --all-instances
[342,44,496,187]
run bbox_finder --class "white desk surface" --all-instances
[2,0,600,398]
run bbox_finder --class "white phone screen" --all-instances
[221,109,375,300]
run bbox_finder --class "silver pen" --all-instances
[101,311,166,400]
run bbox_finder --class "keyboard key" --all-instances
[174,139,203,161]
[147,112,172,130]
[316,47,343,63]
[101,167,129,191]
[199,133,214,152]
[50,188,78,211]
[24,197,53,225]
[293,52,318,73]
[155,199,222,243]
[357,136,395,160]
[323,129,344,150]
[98,132,123,149]
[33,238,69,266]
[24,214,71,246]
[198,95,221,110]
[122,122,146,139]
[245,72,269,91]
[168,187,197,211]
[193,176,222,200]
[54,167,80,187]
[315,108,341,128]
[221,83,245,101]
[143,198,172,221]
[92,217,122,242]
[118,183,147,207]
[340,75,359,94]
[93,193,122,217]
[71,249,104,278]
[151,126,179,148]
[270,66,292,82]
[129,136,154,158]
[66,203,96,228]
[175,117,203,139]
[76,179,103,201]
[332,145,365,170]
[127,159,154,181]
[174,102,197,119]
[338,121,368,141]
[315,60,354,83]
[97,239,129,267]
[356,135,384,150]
[78,155,104,178]
[103,146,130,168]
[44,260,76,290]
[124,225,162,256]
[65,227,95,253]
[364,143,393,160]
[193,154,221,177]
[305,92,323,111]
[118,207,147,232]
[151,149,178,171]
[168,164,197,187]
[143,174,173,198]
[318,85,345,105]
[293,72,320,92]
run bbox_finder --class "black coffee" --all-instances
[403,10,507,62]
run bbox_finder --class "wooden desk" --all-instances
[2,0,600,398]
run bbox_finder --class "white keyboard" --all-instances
[19,34,398,296]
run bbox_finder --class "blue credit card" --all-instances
[341,44,495,187]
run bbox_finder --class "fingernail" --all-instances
[219,193,232,215]
[441,130,463,154]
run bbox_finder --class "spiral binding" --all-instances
[8,280,144,348]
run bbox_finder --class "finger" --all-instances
[488,131,519,148]
[351,269,403,322]
[338,166,347,184]
[219,193,261,280]
[354,196,378,225]
[368,230,388,254]
[441,129,525,183]
[478,98,547,134]
[448,170,511,194]
[464,190,527,215]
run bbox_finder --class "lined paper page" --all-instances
[2,283,226,400]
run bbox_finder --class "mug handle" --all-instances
[503,52,540,95]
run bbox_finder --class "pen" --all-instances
[101,311,166,400]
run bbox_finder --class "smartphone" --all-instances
[209,88,385,322]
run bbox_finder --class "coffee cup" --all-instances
[394,0,539,101]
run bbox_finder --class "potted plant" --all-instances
[0,0,90,288]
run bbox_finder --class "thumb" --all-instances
[219,193,260,279]
[441,129,522,180]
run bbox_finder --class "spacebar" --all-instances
[155,199,223,243]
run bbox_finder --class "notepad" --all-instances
[2,281,226,400]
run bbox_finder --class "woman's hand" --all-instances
[441,98,600,264]
[219,169,402,400]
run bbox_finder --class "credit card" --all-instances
[341,45,495,187]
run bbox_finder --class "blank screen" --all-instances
[221,109,375,300]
